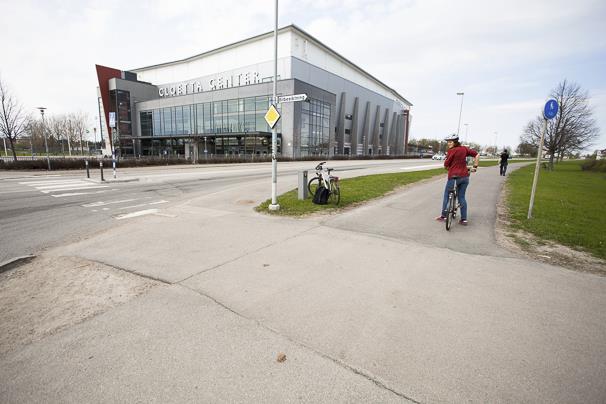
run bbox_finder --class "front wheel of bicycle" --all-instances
[329,181,340,205]
[307,177,321,197]
[446,191,455,231]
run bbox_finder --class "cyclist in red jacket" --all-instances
[435,134,479,225]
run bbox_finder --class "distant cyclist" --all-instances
[435,134,479,225]
[499,149,510,176]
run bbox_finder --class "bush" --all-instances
[580,157,606,172]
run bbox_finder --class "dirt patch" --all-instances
[495,185,606,276]
[0,255,159,357]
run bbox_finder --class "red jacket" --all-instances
[444,146,478,179]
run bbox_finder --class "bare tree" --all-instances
[0,77,30,161]
[520,80,600,170]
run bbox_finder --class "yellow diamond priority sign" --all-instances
[264,104,281,129]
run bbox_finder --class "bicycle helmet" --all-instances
[444,134,459,141]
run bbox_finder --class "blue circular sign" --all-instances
[543,99,559,120]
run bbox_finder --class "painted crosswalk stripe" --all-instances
[40,185,108,193]
[51,189,116,198]
[115,209,159,220]
[82,198,139,208]
[118,200,168,210]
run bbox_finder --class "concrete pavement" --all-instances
[2,164,605,403]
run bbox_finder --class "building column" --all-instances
[372,105,381,155]
[335,92,347,155]
[361,101,371,156]
[350,97,359,156]
[381,108,390,155]
[389,111,397,155]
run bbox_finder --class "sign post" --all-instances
[527,99,558,219]
[268,0,280,211]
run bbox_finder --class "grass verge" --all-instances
[256,168,444,216]
[505,160,606,260]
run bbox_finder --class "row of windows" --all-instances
[300,99,331,156]
[140,96,280,137]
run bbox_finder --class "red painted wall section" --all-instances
[95,65,122,147]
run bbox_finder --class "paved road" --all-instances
[0,159,441,263]
[2,161,605,403]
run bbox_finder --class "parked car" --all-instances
[431,153,446,160]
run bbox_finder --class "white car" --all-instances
[431,154,446,160]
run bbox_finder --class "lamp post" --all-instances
[36,107,51,170]
[456,92,465,137]
[204,136,208,160]
[93,127,97,155]
[464,123,469,144]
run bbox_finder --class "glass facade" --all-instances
[300,99,331,156]
[140,95,279,138]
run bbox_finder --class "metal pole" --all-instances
[37,108,51,170]
[527,118,547,219]
[456,92,464,136]
[99,161,104,181]
[93,127,97,155]
[2,137,7,156]
[112,155,116,179]
[269,0,280,211]
[464,123,469,144]
[85,160,90,178]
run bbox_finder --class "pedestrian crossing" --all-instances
[18,178,112,197]
[4,176,170,221]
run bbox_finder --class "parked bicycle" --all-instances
[307,161,340,205]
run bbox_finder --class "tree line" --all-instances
[1,77,95,161]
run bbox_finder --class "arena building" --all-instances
[95,25,412,159]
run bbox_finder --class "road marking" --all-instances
[19,179,85,186]
[115,209,159,220]
[51,189,115,198]
[82,198,138,207]
[40,185,109,193]
[118,200,168,210]
[399,164,443,170]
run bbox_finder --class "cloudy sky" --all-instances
[2,0,605,150]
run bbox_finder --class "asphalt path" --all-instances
[0,159,441,263]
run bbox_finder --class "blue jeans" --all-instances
[441,176,470,220]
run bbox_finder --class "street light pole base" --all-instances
[268,204,280,211]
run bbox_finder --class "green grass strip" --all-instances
[506,160,606,259]
[256,168,444,216]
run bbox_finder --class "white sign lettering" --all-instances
[158,71,260,98]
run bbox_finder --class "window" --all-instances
[163,108,173,135]
[140,111,153,137]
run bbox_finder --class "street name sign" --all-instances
[278,93,308,103]
[264,104,281,129]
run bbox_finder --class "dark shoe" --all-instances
[459,219,468,225]
[435,216,446,222]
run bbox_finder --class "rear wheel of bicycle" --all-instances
[307,177,321,197]
[329,181,340,205]
[446,192,455,231]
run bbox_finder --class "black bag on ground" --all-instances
[312,185,330,205]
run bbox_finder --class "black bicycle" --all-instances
[445,176,462,231]
[307,161,340,205]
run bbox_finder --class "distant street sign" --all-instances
[278,93,308,103]
[264,104,281,129]
[543,99,559,120]
[109,112,116,128]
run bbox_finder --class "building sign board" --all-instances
[158,71,261,98]
[109,112,116,128]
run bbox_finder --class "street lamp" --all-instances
[36,107,51,170]
[456,92,465,137]
[204,136,208,160]
[93,127,97,154]
[464,123,469,144]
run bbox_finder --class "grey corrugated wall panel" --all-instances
[381,108,390,154]
[350,97,359,155]
[372,105,381,154]
[362,101,371,156]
